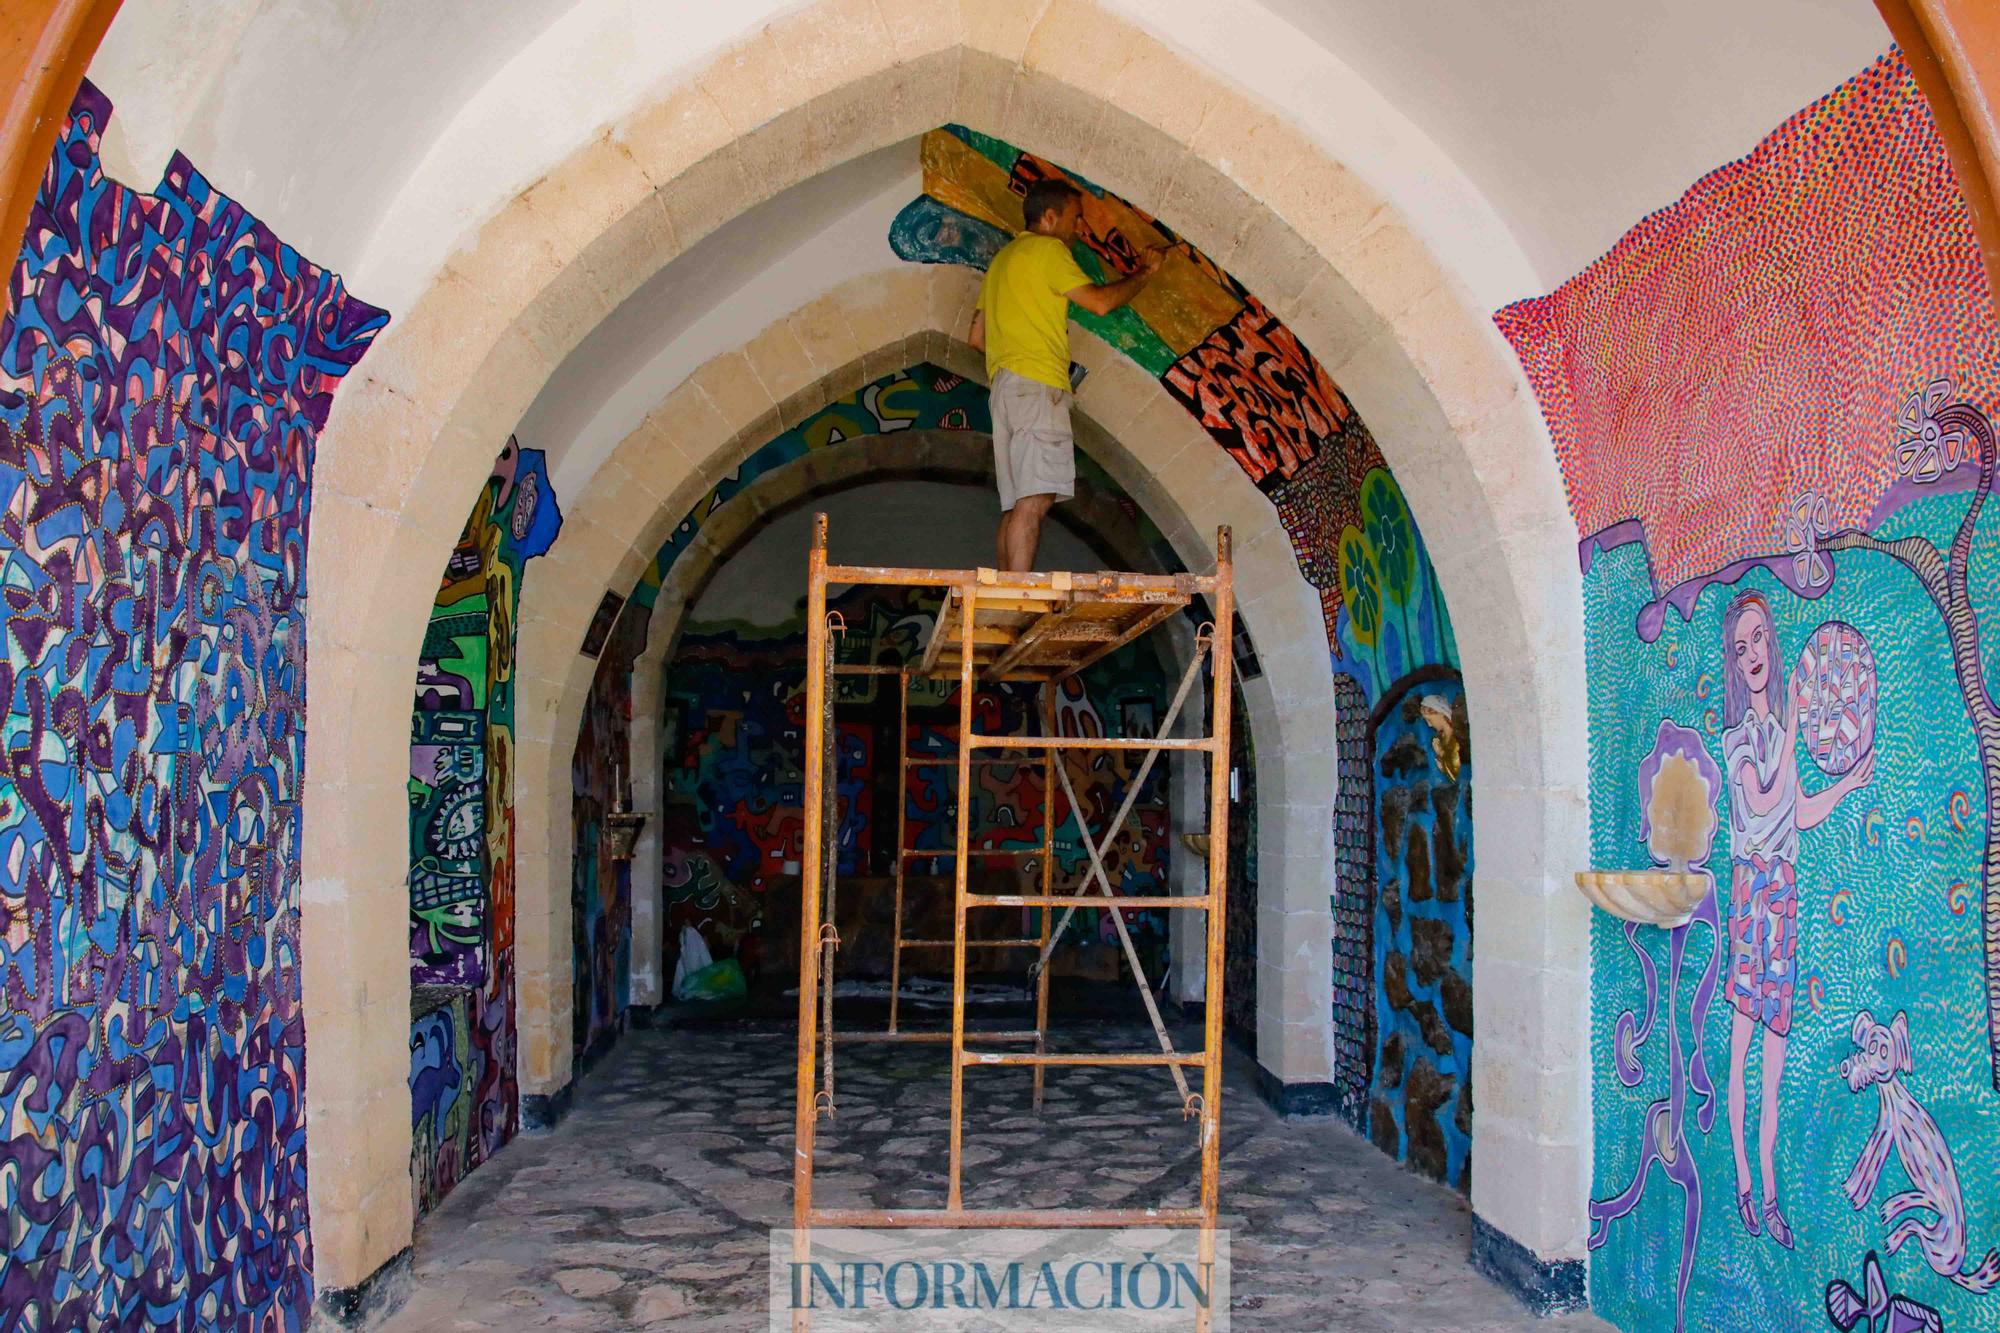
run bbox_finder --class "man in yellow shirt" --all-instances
[969,179,1163,571]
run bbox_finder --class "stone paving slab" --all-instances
[375,1024,1609,1331]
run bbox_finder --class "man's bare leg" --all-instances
[996,506,1013,567]
[1001,493,1055,572]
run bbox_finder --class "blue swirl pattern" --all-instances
[0,82,384,1327]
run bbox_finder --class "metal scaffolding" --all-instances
[791,513,1236,1331]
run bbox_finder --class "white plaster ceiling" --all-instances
[89,0,582,271]
[529,145,918,497]
[1250,0,1891,284]
[86,0,1897,306]
[81,0,1895,476]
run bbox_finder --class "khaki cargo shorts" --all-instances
[991,368,1075,512]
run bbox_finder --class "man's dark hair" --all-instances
[1022,178,1081,229]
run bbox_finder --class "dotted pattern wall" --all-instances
[1332,672,1376,1131]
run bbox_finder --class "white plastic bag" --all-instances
[671,924,714,1000]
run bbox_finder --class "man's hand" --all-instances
[968,308,985,352]
[1066,244,1170,317]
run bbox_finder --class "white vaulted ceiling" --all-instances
[88,0,1891,295]
[83,0,1893,480]
[1250,0,1890,283]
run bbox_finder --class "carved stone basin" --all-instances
[1573,870,1711,928]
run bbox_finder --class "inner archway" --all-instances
[641,476,1200,1035]
[571,373,1242,1070]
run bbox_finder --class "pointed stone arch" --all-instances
[303,0,1588,1293]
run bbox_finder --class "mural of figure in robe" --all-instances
[1717,590,1875,1247]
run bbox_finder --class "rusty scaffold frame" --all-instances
[791,512,1235,1332]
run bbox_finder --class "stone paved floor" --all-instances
[378,1023,1608,1331]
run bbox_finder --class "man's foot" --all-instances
[1737,1190,1760,1237]
[1763,1197,1794,1249]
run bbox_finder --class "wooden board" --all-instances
[920,568,1193,682]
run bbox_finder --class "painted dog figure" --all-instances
[1841,1009,2000,1293]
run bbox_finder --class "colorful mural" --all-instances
[890,124,1468,1174]
[1586,721,1726,1332]
[1370,678,1474,1190]
[889,129,1454,678]
[1498,48,2000,1333]
[662,584,1175,985]
[573,605,645,1064]
[1223,673,1260,1056]
[1331,672,1374,1123]
[593,365,1018,1044]
[0,83,384,1324]
[407,438,560,1217]
[632,362,995,609]
[621,358,1206,1006]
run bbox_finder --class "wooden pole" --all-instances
[888,669,909,1034]
[1034,682,1055,1111]
[946,585,976,1210]
[789,513,830,1333]
[1196,527,1234,1333]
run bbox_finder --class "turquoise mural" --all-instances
[1581,499,1995,1329]
[1499,49,2000,1333]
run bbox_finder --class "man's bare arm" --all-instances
[1065,244,1167,317]
[969,308,985,352]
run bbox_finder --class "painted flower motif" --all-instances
[1894,376,1967,483]
[1359,468,1417,605]
[1337,525,1382,649]
[1782,490,1831,590]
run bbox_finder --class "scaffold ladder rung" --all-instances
[898,937,1042,948]
[960,1050,1207,1068]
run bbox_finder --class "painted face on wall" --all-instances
[1731,600,1773,701]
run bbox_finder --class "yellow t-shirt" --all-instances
[978,233,1092,391]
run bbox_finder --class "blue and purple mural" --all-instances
[0,83,383,1325]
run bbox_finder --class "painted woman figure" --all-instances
[1718,590,1874,1247]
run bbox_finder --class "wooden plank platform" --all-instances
[919,568,1194,682]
